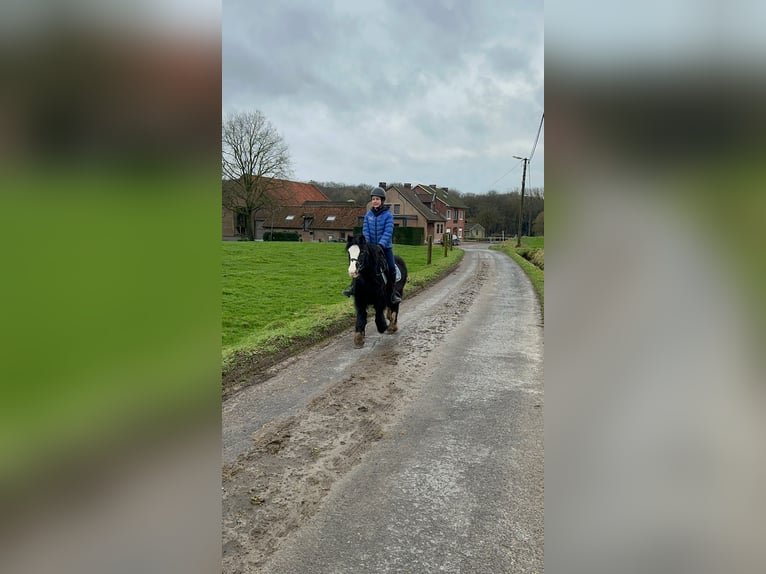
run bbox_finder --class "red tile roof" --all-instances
[413,184,468,209]
[222,177,330,206]
[266,179,329,204]
[262,203,366,231]
[390,184,446,222]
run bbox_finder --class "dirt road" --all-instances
[222,243,544,573]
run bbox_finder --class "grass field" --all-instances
[222,241,464,371]
[519,236,544,249]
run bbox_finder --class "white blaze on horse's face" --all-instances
[347,245,361,278]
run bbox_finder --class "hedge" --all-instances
[264,231,300,241]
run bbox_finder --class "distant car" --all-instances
[451,235,460,245]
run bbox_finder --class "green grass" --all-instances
[519,236,544,249]
[492,237,544,317]
[222,242,463,373]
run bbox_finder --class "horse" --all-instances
[346,235,408,348]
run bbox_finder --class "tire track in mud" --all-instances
[222,257,491,573]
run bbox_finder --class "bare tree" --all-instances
[222,110,292,240]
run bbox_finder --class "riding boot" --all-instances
[389,270,401,303]
[342,279,356,297]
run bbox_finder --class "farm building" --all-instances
[223,178,468,244]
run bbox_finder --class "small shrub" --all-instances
[264,231,300,242]
[518,247,544,270]
[529,248,544,269]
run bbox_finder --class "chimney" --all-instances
[404,182,411,189]
[430,184,437,188]
[378,181,387,189]
[441,187,449,193]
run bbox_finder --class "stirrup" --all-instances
[390,291,402,304]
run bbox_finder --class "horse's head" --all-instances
[346,235,367,278]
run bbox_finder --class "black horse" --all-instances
[345,235,408,348]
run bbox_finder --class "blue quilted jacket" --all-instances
[363,205,394,248]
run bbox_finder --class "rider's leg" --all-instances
[384,248,401,303]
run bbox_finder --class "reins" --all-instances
[348,245,367,275]
[349,240,389,282]
[349,243,386,278]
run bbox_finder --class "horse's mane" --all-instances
[366,242,385,272]
[349,236,387,277]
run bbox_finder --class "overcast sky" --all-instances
[222,0,543,195]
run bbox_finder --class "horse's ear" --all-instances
[346,236,354,248]
[358,235,366,247]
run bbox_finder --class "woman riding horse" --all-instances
[343,186,401,304]
[345,234,407,348]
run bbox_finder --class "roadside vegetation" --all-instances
[492,237,544,318]
[222,242,463,393]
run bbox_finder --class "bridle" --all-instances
[348,245,367,274]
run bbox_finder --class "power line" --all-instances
[529,112,544,162]
[489,160,522,188]
[489,112,544,188]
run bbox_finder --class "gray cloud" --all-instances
[223,0,544,193]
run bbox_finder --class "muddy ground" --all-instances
[222,257,489,573]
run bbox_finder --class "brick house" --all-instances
[222,178,332,240]
[260,201,366,243]
[372,182,447,243]
[412,184,468,241]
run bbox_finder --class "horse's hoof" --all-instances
[387,324,398,333]
[354,332,365,348]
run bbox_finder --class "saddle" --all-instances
[377,261,401,284]
[371,245,401,283]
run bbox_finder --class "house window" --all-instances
[326,215,336,221]
[236,210,247,235]
[446,209,452,219]
[436,223,444,235]
[393,204,401,215]
[458,210,463,220]
[303,217,313,231]
[285,214,295,220]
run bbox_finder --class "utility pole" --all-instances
[513,156,528,247]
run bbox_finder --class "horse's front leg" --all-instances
[354,302,367,347]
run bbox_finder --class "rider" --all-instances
[343,185,402,304]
